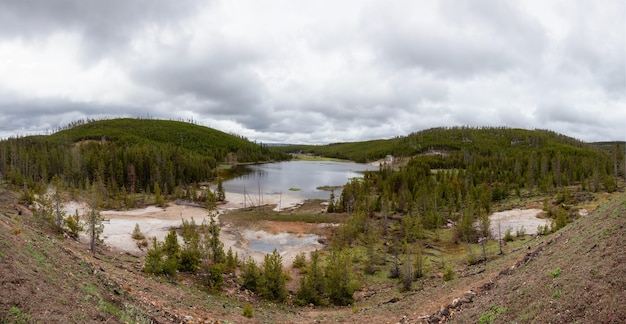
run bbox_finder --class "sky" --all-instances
[0,0,624,144]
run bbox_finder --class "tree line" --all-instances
[0,118,289,208]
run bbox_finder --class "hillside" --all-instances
[278,127,605,163]
[0,118,289,207]
[450,192,626,323]
[46,118,281,161]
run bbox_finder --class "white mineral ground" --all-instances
[65,191,323,266]
[64,192,567,267]
[489,208,551,239]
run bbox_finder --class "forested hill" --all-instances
[278,127,608,163]
[46,118,275,158]
[0,118,289,196]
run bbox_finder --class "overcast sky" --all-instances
[0,0,624,144]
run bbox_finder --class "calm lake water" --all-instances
[221,160,378,200]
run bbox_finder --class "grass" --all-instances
[7,306,31,324]
[478,305,507,324]
[291,154,350,162]
[221,208,346,225]
[26,242,46,264]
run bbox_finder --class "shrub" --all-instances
[136,239,148,249]
[241,257,261,291]
[206,263,225,291]
[242,303,253,318]
[292,252,307,270]
[550,267,561,278]
[503,228,514,242]
[259,249,288,302]
[466,252,480,266]
[515,226,526,237]
[225,247,239,273]
[443,266,454,282]
[131,223,145,240]
[295,250,326,306]
[65,211,84,239]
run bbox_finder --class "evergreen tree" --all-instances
[259,249,288,302]
[179,218,201,272]
[325,249,356,306]
[225,247,238,273]
[64,209,83,240]
[51,175,66,231]
[216,177,225,202]
[143,237,165,275]
[87,181,104,254]
[162,229,181,276]
[241,257,261,291]
[295,250,326,306]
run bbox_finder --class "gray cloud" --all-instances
[0,0,622,143]
[0,0,204,60]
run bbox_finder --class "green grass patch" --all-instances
[26,242,45,264]
[550,267,561,278]
[222,209,346,224]
[98,300,124,318]
[217,164,233,170]
[479,305,507,324]
[8,306,31,324]
[82,284,99,296]
[291,154,350,162]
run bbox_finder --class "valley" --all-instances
[1,119,624,323]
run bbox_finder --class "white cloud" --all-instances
[0,0,623,143]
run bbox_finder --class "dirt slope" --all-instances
[0,187,155,323]
[450,193,626,323]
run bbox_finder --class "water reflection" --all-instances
[221,161,377,200]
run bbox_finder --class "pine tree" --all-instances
[51,175,66,231]
[179,218,201,272]
[87,181,104,254]
[162,229,180,276]
[204,215,225,264]
[64,209,83,240]
[143,237,164,275]
[325,249,356,306]
[260,249,288,301]
[241,257,261,291]
[295,250,326,306]
[225,247,238,273]
[216,177,225,202]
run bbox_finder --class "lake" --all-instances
[221,160,378,200]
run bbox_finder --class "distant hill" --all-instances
[278,127,606,163]
[0,118,289,196]
[46,118,284,160]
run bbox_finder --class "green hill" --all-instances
[279,127,604,163]
[46,118,278,159]
[0,118,289,202]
